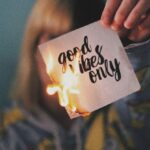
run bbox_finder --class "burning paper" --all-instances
[38,21,140,119]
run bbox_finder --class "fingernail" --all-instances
[124,22,132,29]
[111,22,121,31]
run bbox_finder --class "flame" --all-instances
[46,54,53,75]
[46,69,79,109]
[61,69,78,89]
[71,106,77,112]
[45,50,89,115]
[69,88,80,94]
[47,85,60,95]
[58,88,69,107]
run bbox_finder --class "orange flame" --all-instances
[46,68,80,111]
[46,51,90,115]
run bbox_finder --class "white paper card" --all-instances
[39,21,140,119]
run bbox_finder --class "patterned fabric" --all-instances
[0,40,150,150]
[0,106,126,150]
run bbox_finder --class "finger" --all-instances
[100,0,121,27]
[111,0,138,31]
[128,25,150,42]
[124,0,150,29]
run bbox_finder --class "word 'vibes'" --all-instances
[58,36,121,84]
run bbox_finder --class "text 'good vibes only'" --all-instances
[58,36,121,83]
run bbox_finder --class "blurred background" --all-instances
[0,0,35,108]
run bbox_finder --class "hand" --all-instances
[100,0,150,42]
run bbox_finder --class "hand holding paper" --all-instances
[39,21,140,118]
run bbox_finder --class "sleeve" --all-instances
[115,39,150,150]
[125,38,150,110]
